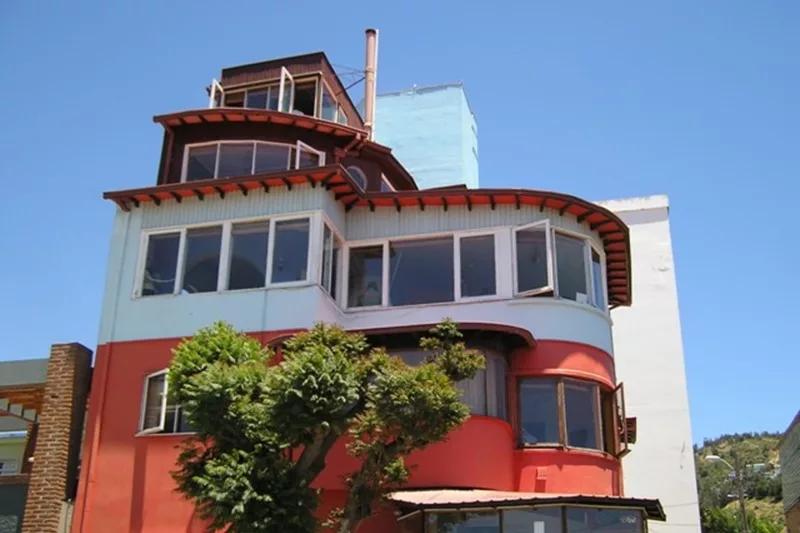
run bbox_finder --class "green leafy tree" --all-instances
[168,319,485,533]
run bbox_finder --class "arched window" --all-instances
[346,166,367,190]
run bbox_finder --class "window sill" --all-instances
[134,431,196,438]
[517,445,619,461]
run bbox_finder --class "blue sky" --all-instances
[0,1,797,443]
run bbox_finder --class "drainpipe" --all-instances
[364,28,379,141]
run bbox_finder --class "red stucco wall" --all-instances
[71,334,621,533]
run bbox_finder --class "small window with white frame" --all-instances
[270,218,311,284]
[139,370,193,435]
[141,232,181,296]
[456,233,496,299]
[320,223,342,299]
[347,245,384,308]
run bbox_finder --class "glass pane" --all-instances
[224,91,244,108]
[389,237,454,306]
[347,167,367,189]
[565,380,600,449]
[380,177,393,192]
[271,219,310,283]
[504,508,563,533]
[348,246,383,308]
[255,143,291,173]
[293,81,317,116]
[460,235,496,297]
[516,226,549,293]
[142,233,180,296]
[337,105,348,124]
[456,368,486,415]
[592,249,605,309]
[186,145,217,181]
[565,508,643,533]
[555,233,588,302]
[182,227,222,294]
[322,225,333,294]
[267,85,279,111]
[486,353,506,419]
[331,237,341,301]
[217,143,254,179]
[280,75,294,113]
[245,89,268,109]
[519,379,559,445]
[321,85,336,121]
[427,511,499,533]
[142,374,166,430]
[229,222,269,290]
[297,147,321,169]
[175,407,194,434]
[164,403,178,434]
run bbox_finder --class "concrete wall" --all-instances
[780,412,800,515]
[374,83,479,190]
[597,195,701,533]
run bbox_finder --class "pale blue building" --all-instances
[372,83,479,190]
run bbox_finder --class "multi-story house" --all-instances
[72,34,675,533]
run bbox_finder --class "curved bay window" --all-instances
[393,349,507,420]
[518,376,628,455]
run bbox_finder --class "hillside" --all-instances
[694,432,784,530]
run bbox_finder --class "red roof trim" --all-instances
[103,166,631,306]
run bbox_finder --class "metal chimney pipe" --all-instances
[364,28,379,140]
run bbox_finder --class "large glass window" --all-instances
[426,511,499,533]
[459,234,496,298]
[185,145,217,181]
[183,141,324,181]
[515,222,552,295]
[182,227,223,294]
[141,232,181,296]
[565,379,601,449]
[389,237,454,306]
[228,222,269,290]
[270,219,310,283]
[347,246,383,308]
[503,508,563,533]
[566,508,643,533]
[555,233,588,302]
[217,143,254,179]
[519,379,560,445]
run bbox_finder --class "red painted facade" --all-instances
[71,333,623,533]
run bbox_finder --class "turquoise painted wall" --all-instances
[373,83,479,190]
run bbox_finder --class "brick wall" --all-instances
[21,344,91,533]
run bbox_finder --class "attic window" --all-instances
[292,81,317,116]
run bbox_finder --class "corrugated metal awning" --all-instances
[387,489,666,521]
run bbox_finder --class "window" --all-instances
[245,89,268,109]
[380,175,394,192]
[270,219,310,283]
[564,379,601,449]
[503,508,563,533]
[141,232,181,296]
[0,459,20,476]
[347,166,367,190]
[139,371,193,435]
[426,511,499,533]
[321,224,342,298]
[555,233,589,303]
[566,508,643,533]
[389,237,454,306]
[347,245,383,308]
[321,83,337,121]
[182,226,223,294]
[183,141,324,181]
[591,248,605,309]
[519,378,560,445]
[458,234,496,298]
[337,105,348,125]
[514,221,553,296]
[395,349,506,419]
[513,220,607,310]
[519,377,621,453]
[137,217,310,297]
[228,222,269,290]
[293,80,317,116]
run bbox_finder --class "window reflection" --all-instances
[565,379,600,449]
[389,237,454,306]
[348,246,383,308]
[519,379,559,445]
[228,222,269,290]
[426,511,499,533]
[503,508,562,533]
[270,219,310,283]
[182,227,222,294]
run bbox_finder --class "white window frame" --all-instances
[336,105,348,125]
[138,370,168,435]
[265,214,314,288]
[295,141,326,168]
[512,220,554,297]
[454,230,499,302]
[209,78,224,109]
[319,215,345,302]
[279,67,294,113]
[589,244,607,310]
[319,79,338,122]
[552,229,592,305]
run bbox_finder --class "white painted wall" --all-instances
[598,195,701,533]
